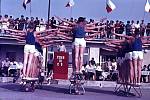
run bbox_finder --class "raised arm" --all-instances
[55,16,76,26]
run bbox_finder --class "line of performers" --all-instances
[6,16,105,82]
[6,16,150,87]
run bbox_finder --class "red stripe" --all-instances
[106,4,112,13]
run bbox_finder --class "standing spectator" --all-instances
[131,20,135,35]
[28,17,35,29]
[8,16,15,29]
[39,18,46,31]
[34,17,40,27]
[115,20,120,34]
[106,20,111,38]
[14,18,19,30]
[146,23,150,36]
[57,42,66,52]
[47,57,53,77]
[0,15,3,33]
[106,59,112,71]
[2,58,11,76]
[2,15,9,33]
[70,17,74,23]
[135,20,140,30]
[18,15,25,30]
[25,17,30,30]
[111,59,117,71]
[119,21,125,35]
[140,20,146,36]
[125,21,131,36]
[110,20,115,39]
[51,17,56,29]
[90,58,96,66]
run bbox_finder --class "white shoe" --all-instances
[136,83,141,86]
[19,81,23,84]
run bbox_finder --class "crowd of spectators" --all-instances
[80,58,117,81]
[0,58,23,77]
[0,14,150,39]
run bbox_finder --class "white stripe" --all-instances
[69,0,75,7]
[24,0,28,4]
[107,0,116,11]
[145,0,150,12]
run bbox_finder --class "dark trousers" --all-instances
[96,71,102,81]
[87,72,94,80]
[141,75,147,83]
[3,67,9,76]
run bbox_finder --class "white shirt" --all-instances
[85,65,96,73]
[96,65,102,71]
[111,62,117,70]
[58,45,66,52]
[135,23,140,29]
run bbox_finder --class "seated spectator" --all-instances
[95,63,103,81]
[1,58,11,76]
[80,64,88,80]
[141,65,148,83]
[111,59,117,71]
[106,59,112,71]
[9,60,18,77]
[86,61,96,80]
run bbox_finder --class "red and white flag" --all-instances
[145,0,150,12]
[106,0,116,13]
[23,0,31,10]
[65,0,75,7]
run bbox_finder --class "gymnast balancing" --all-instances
[6,25,56,80]
[54,16,106,75]
[113,29,150,85]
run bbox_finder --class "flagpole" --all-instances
[0,0,1,15]
[45,0,51,74]
[47,0,51,28]
[70,7,73,18]
[30,1,32,17]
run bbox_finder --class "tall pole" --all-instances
[47,0,51,28]
[70,7,72,18]
[0,0,1,15]
[30,1,32,17]
[45,0,51,74]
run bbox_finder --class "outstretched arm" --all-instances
[55,16,76,26]
[54,24,72,30]
[6,29,25,33]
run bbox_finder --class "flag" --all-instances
[145,0,150,12]
[23,0,31,9]
[106,0,116,13]
[65,0,75,7]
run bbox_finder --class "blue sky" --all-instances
[1,0,150,22]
